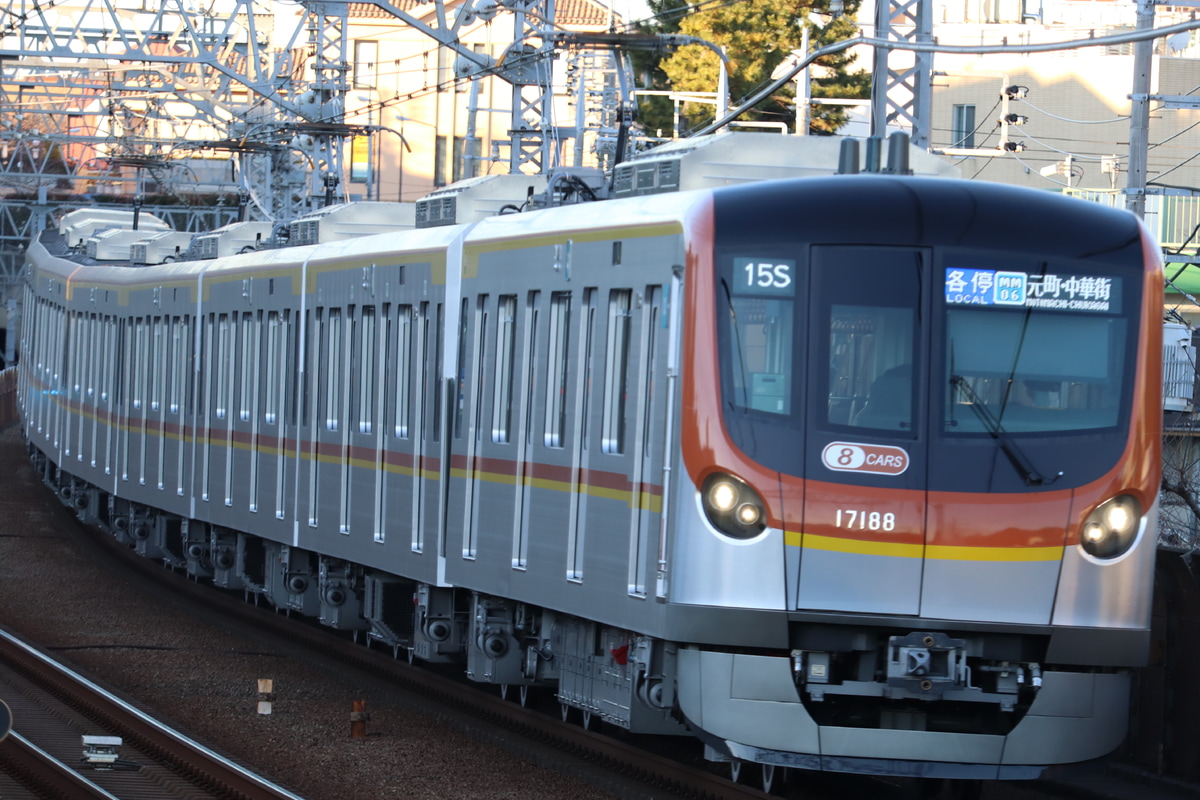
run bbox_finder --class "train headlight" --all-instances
[1079,495,1141,559]
[702,473,767,540]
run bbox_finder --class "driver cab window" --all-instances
[728,296,794,415]
[828,306,915,430]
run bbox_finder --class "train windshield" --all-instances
[720,258,799,417]
[943,268,1128,435]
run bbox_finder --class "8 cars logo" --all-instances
[821,442,910,476]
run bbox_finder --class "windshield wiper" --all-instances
[949,375,1062,487]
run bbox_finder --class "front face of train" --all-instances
[672,175,1162,777]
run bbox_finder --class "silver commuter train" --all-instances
[17,134,1163,789]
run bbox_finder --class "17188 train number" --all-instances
[834,509,897,531]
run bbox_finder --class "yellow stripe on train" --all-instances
[785,531,1063,562]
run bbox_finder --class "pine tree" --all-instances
[640,0,869,135]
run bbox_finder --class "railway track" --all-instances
[0,625,306,800]
[65,515,1071,800]
[78,518,780,800]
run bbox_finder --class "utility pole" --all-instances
[871,0,934,148]
[1127,0,1155,219]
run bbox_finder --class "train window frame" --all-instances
[133,316,147,413]
[326,307,343,432]
[239,312,256,423]
[544,291,571,448]
[566,288,598,583]
[471,295,489,444]
[937,256,1135,439]
[169,316,184,416]
[416,302,430,450]
[830,304,917,432]
[307,308,324,528]
[393,304,414,440]
[359,305,378,435]
[432,302,444,443]
[265,311,281,426]
[811,247,924,438]
[453,297,469,440]
[602,288,632,455]
[68,311,82,397]
[522,290,541,448]
[492,294,517,444]
[214,313,229,420]
[151,315,165,415]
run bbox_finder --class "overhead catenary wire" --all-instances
[691,17,1200,137]
[1015,97,1129,125]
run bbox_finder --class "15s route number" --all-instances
[835,509,896,531]
[743,262,793,290]
[733,257,796,297]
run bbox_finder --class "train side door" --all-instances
[798,246,930,615]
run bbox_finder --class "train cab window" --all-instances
[943,270,1128,434]
[832,306,915,431]
[813,248,922,435]
[720,259,796,417]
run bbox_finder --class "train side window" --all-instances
[214,314,230,419]
[115,317,129,412]
[286,310,300,428]
[579,289,597,451]
[101,315,114,409]
[641,290,661,451]
[522,291,541,447]
[240,312,256,422]
[471,295,489,442]
[265,311,282,425]
[307,308,324,527]
[326,308,343,431]
[602,289,632,455]
[453,298,469,440]
[417,302,430,444]
[132,316,147,412]
[432,303,444,443]
[152,316,165,414]
[169,316,184,415]
[492,295,517,444]
[358,305,377,435]
[68,311,81,397]
[393,305,413,439]
[544,291,571,448]
[84,315,94,410]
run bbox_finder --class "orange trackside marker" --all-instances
[350,699,369,738]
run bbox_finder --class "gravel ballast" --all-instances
[0,424,618,800]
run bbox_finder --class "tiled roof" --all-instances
[347,0,616,28]
[348,1,423,16]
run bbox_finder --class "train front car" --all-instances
[671,175,1162,779]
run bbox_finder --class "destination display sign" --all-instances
[944,268,1119,313]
